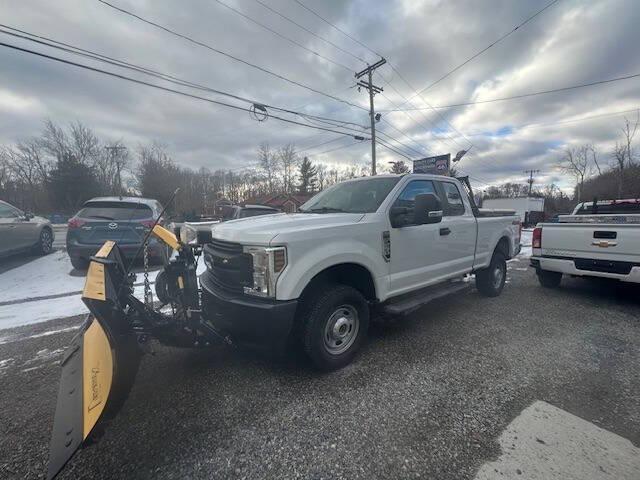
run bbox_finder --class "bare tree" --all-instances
[278,143,299,194]
[586,144,601,175]
[562,146,592,202]
[257,142,279,194]
[611,114,639,197]
[316,163,327,190]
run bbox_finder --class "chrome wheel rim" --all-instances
[493,263,505,289]
[41,230,53,253]
[323,305,359,355]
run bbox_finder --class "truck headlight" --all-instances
[242,246,287,298]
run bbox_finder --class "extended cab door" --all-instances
[434,180,477,276]
[387,179,452,296]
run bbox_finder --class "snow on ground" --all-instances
[0,250,164,303]
[518,229,533,258]
[0,251,205,330]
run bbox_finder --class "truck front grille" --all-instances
[203,240,252,295]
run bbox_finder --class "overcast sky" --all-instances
[1,0,639,192]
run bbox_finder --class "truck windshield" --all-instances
[300,176,401,213]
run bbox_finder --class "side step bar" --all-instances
[382,281,471,316]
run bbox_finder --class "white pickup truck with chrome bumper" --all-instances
[530,199,640,287]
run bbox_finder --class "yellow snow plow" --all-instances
[47,223,227,479]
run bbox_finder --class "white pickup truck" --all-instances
[199,174,521,369]
[530,198,640,287]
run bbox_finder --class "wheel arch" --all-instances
[495,235,510,258]
[298,262,377,304]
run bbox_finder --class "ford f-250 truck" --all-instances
[200,174,521,370]
[530,198,640,287]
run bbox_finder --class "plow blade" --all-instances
[47,241,141,479]
[47,315,141,479]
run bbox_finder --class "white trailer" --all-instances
[482,197,545,227]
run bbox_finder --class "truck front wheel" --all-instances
[537,269,562,288]
[300,284,369,371]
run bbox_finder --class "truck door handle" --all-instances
[439,227,451,236]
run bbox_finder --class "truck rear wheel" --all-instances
[537,269,562,288]
[300,284,369,371]
[476,252,507,297]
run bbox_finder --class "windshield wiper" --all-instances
[88,215,116,220]
[308,207,348,213]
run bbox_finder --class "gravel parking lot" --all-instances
[0,254,638,479]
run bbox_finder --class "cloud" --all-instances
[0,0,638,191]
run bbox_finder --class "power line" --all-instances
[298,136,349,152]
[253,0,368,65]
[291,0,382,59]
[96,0,368,112]
[383,72,640,111]
[0,25,368,132]
[376,138,413,160]
[288,0,474,155]
[212,0,354,72]
[461,107,640,136]
[404,0,563,102]
[307,139,366,157]
[0,40,372,139]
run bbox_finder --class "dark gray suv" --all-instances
[0,200,54,258]
[66,196,167,270]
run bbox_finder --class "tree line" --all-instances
[0,119,370,218]
[561,115,639,202]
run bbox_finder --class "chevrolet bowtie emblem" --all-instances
[592,240,617,248]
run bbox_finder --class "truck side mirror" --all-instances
[414,194,443,225]
[389,206,410,228]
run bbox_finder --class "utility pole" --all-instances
[356,58,386,176]
[524,169,540,196]
[104,145,128,196]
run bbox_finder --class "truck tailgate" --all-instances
[541,223,640,263]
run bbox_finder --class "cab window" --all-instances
[392,180,439,225]
[440,182,466,216]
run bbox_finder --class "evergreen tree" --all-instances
[389,160,410,174]
[297,156,318,193]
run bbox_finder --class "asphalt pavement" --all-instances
[0,256,638,479]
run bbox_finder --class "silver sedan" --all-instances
[0,200,54,258]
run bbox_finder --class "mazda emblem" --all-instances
[108,222,118,229]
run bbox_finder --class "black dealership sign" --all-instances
[413,154,450,175]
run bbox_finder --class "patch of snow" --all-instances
[0,250,164,303]
[23,348,65,365]
[0,253,207,330]
[21,364,46,373]
[0,357,15,374]
[518,229,533,258]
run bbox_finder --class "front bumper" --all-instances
[200,272,298,348]
[530,256,640,284]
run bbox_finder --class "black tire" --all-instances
[35,227,53,255]
[70,255,89,271]
[537,269,562,288]
[154,270,172,304]
[476,251,507,297]
[300,284,369,371]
